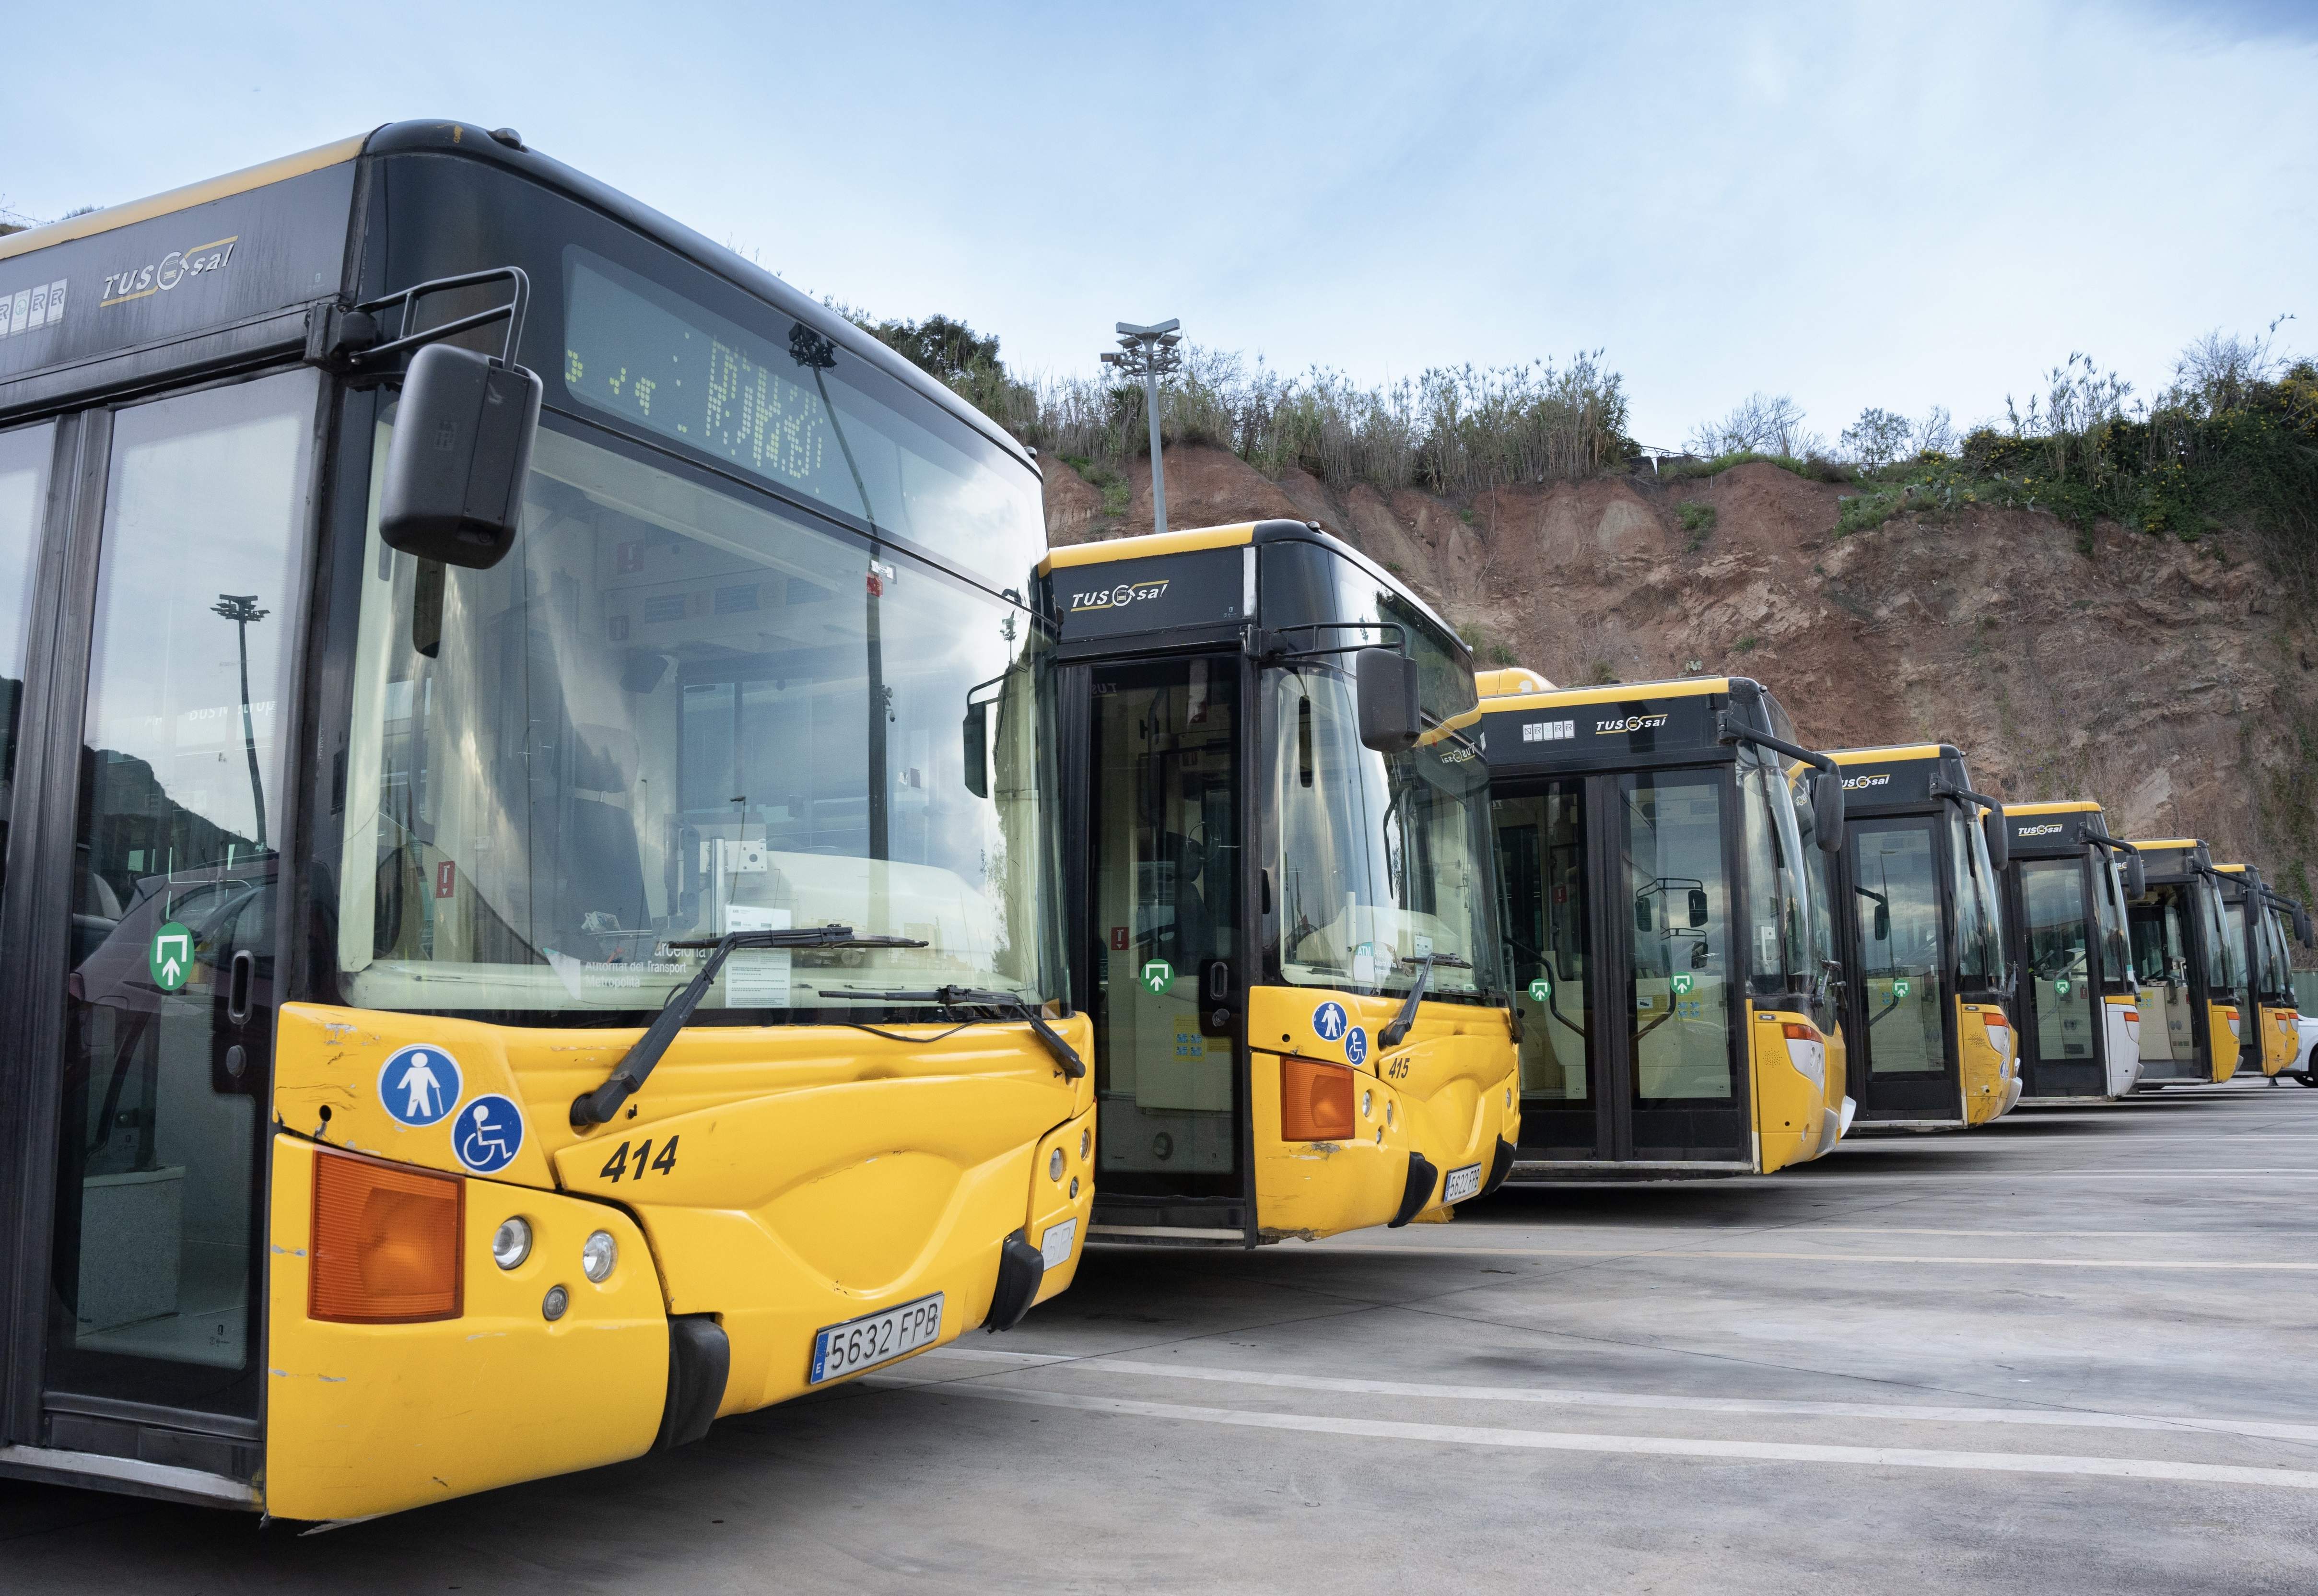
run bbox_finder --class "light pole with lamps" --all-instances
[1100,319,1182,536]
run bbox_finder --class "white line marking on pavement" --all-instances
[1296,1245,2318,1272]
[880,1379,2318,1490]
[916,1348,2318,1444]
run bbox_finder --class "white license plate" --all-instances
[1442,1162,1484,1204]
[809,1293,943,1385]
[1038,1218,1078,1270]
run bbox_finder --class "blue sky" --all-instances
[4,0,2311,447]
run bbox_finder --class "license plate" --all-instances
[808,1293,943,1385]
[1038,1218,1078,1270]
[1442,1162,1483,1204]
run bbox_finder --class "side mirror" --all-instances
[961,700,989,799]
[1687,888,1710,928]
[2297,907,2315,949]
[380,342,542,570]
[1981,807,2009,872]
[1873,902,1891,942]
[2123,854,2146,900]
[1355,648,1420,753]
[1812,769,1846,852]
[1635,895,1654,935]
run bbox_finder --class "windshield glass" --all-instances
[2201,877,2246,994]
[1740,752,1810,995]
[1947,802,2005,985]
[1267,659,1500,1001]
[336,418,1058,1021]
[1787,764,1837,976]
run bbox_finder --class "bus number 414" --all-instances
[598,1136,680,1182]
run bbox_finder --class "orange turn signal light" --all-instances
[1281,1056,1357,1142]
[1780,1022,1816,1041]
[310,1147,464,1324]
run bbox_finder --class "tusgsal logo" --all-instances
[1841,772,1892,791]
[1069,577,1170,613]
[2017,823,2064,838]
[101,235,240,308]
[1594,713,1668,735]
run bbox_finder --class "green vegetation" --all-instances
[1734,635,1760,655]
[1665,450,1853,484]
[1676,501,1716,550]
[1587,661,1617,685]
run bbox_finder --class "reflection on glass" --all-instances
[1854,822,1943,1075]
[338,422,1056,1018]
[2021,858,2095,1064]
[54,372,315,1394]
[1494,784,1591,1101]
[1091,660,1239,1185]
[1623,774,1733,1101]
[0,421,52,891]
[2095,855,2134,985]
[2129,887,2193,1061]
[1269,664,1499,1000]
[1948,804,2005,984]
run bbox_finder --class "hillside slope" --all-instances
[1044,450,2315,888]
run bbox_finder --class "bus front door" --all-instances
[10,372,315,1483]
[1498,767,1750,1169]
[1083,656,1252,1243]
[1842,817,1960,1122]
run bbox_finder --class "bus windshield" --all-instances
[335,418,1058,1020]
[1946,801,2006,986]
[2200,877,2246,996]
[1267,637,1500,1002]
[2095,854,2136,986]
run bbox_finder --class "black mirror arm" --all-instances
[1257,621,1409,665]
[1380,953,1470,1048]
[344,266,532,370]
[1715,713,1835,775]
[569,926,929,1127]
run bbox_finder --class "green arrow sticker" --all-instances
[149,922,194,992]
[1891,978,1912,998]
[1527,976,1551,1003]
[2055,977,2072,996]
[1672,972,1696,997]
[1139,958,1174,996]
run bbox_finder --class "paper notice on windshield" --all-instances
[723,905,793,1007]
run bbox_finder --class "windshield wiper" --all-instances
[569,925,929,1127]
[830,986,1086,1078]
[1380,953,1473,1048]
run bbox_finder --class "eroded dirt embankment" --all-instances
[1046,448,2317,878]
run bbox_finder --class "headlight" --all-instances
[581,1230,617,1284]
[1048,1149,1066,1181]
[492,1217,532,1270]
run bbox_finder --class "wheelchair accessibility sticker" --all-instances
[1312,1001,1349,1044]
[379,1045,462,1128]
[1344,1025,1369,1068]
[454,1094,525,1174]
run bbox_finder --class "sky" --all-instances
[4,0,2313,448]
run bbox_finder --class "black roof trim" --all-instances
[1246,519,1470,660]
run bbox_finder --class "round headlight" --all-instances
[1048,1148,1066,1181]
[1068,1175,1080,1199]
[542,1285,570,1321]
[1361,1090,1373,1118]
[582,1230,617,1284]
[1079,1128,1092,1161]
[492,1216,532,1270]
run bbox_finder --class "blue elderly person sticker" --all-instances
[1312,1000,1349,1044]
[455,1094,526,1175]
[379,1044,462,1128]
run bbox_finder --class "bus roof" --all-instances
[1828,743,1953,765]
[2003,800,2102,817]
[1474,666,1557,697]
[0,121,1031,471]
[1478,675,1731,716]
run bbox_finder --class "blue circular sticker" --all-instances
[454,1093,525,1174]
[1345,1025,1370,1068]
[1311,1001,1349,1044]
[378,1045,462,1127]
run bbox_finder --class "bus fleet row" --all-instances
[0,125,2302,1524]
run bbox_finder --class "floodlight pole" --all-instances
[1102,319,1182,537]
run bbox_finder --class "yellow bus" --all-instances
[2214,864,2306,1078]
[1826,744,2019,1129]
[2124,840,2242,1086]
[0,123,1092,1520]
[1037,522,1518,1244]
[1998,802,2146,1103]
[1480,672,1854,1177]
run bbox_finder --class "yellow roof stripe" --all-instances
[1475,666,1557,697]
[2131,838,2204,850]
[0,132,373,263]
[1829,743,1945,765]
[2004,800,2102,816]
[1484,677,1729,715]
[1036,524,1254,575]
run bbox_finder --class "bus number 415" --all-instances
[598,1137,680,1182]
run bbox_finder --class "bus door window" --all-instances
[1492,783,1591,1103]
[49,370,316,1411]
[2201,877,2248,1015]
[2095,855,2135,991]
[2020,858,2096,1064]
[1850,821,1943,1074]
[1739,752,1810,1000]
[1947,801,2006,992]
[1788,763,1840,1026]
[2129,887,2191,1060]
[1619,772,1734,1102]
[1091,658,1239,1186]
